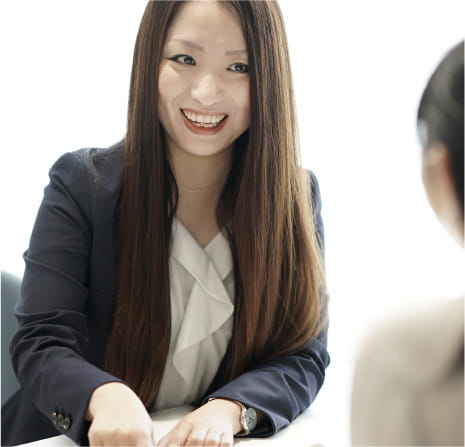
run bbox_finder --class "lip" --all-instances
[180,108,229,136]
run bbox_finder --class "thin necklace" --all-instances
[178,182,222,193]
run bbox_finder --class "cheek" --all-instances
[233,81,250,126]
[158,64,185,110]
[422,162,443,219]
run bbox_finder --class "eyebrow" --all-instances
[170,39,247,56]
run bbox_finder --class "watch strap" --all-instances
[207,398,254,436]
[234,400,251,436]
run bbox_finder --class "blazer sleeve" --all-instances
[10,151,123,445]
[202,172,330,437]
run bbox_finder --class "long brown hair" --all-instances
[106,0,326,408]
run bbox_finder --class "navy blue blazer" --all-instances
[2,141,329,446]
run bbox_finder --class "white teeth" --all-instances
[182,109,227,126]
[191,122,218,128]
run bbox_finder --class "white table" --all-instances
[17,405,325,447]
[16,361,352,447]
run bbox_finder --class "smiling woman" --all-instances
[1,2,328,447]
[158,2,250,158]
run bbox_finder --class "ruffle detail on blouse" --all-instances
[169,218,234,385]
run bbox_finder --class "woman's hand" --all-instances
[87,382,156,447]
[156,399,242,447]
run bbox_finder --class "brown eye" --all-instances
[228,63,249,73]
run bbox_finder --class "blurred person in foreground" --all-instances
[351,41,464,446]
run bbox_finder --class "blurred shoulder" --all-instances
[351,298,464,445]
[356,298,463,383]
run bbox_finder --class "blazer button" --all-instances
[57,414,64,428]
[62,417,71,431]
[51,412,58,425]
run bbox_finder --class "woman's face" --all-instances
[158,1,250,159]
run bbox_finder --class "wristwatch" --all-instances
[234,401,257,436]
[208,398,257,436]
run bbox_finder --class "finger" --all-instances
[184,428,208,446]
[151,428,157,447]
[105,431,149,447]
[202,429,222,447]
[88,432,103,447]
[156,433,170,447]
[168,432,189,447]
[219,432,233,447]
[157,428,178,447]
[110,428,151,447]
[134,431,155,447]
[89,431,112,447]
[158,427,190,447]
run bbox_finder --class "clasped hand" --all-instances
[87,383,241,446]
[157,398,241,446]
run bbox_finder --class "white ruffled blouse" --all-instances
[152,218,235,410]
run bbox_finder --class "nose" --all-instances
[191,73,223,107]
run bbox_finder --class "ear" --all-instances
[422,143,464,244]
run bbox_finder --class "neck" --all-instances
[168,143,234,246]
[169,143,233,208]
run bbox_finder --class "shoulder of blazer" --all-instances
[73,141,124,204]
[46,141,124,236]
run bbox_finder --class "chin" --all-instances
[184,145,232,158]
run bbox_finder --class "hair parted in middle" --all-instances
[105,0,327,408]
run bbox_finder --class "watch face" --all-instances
[245,407,257,432]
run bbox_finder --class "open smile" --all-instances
[180,108,229,135]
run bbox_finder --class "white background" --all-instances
[1,1,464,443]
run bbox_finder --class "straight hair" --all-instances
[105,0,326,408]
